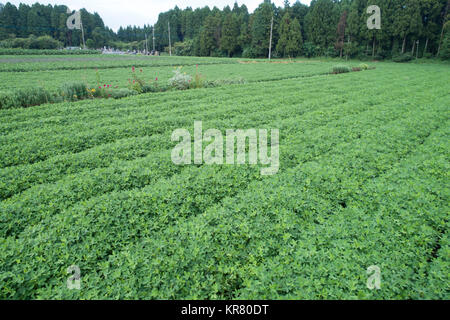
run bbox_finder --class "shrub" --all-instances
[332,65,351,74]
[174,40,195,56]
[142,82,169,93]
[0,35,62,50]
[0,87,52,109]
[190,65,205,89]
[168,67,193,90]
[352,67,362,72]
[439,33,450,60]
[35,36,62,50]
[109,88,138,99]
[0,48,100,55]
[128,67,146,93]
[393,53,414,63]
[325,46,339,57]
[303,42,320,58]
[204,78,247,88]
[343,42,360,58]
[60,82,89,101]
[241,47,259,58]
[359,63,369,70]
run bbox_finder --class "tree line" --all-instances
[1,0,449,59]
[0,2,114,48]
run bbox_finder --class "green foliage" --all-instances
[251,1,274,57]
[0,48,100,55]
[109,88,138,99]
[0,3,113,48]
[303,41,320,58]
[203,77,247,88]
[174,40,195,56]
[359,63,369,70]
[168,67,193,90]
[1,0,450,60]
[0,60,448,300]
[393,53,414,63]
[221,13,240,57]
[0,87,51,109]
[60,82,89,101]
[127,67,146,93]
[0,35,63,50]
[439,29,450,60]
[332,64,351,74]
[276,13,303,58]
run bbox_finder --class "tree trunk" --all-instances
[416,40,419,59]
[424,38,429,56]
[438,0,449,56]
[346,35,350,60]
[402,36,406,54]
[372,36,376,57]
[411,40,415,55]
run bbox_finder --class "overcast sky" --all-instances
[8,0,312,31]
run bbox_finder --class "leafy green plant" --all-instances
[191,65,205,89]
[0,57,449,300]
[204,78,247,88]
[60,82,89,101]
[0,87,51,109]
[359,63,369,70]
[109,88,138,99]
[168,67,193,90]
[128,66,146,93]
[332,65,351,74]
[393,53,414,63]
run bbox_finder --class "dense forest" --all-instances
[0,0,449,59]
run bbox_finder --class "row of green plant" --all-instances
[0,71,247,110]
[330,63,373,74]
[0,48,100,55]
[0,35,62,50]
[0,82,137,110]
[0,66,398,168]
[1,67,447,298]
[0,70,402,198]
[0,55,239,72]
[0,59,339,93]
[6,58,366,110]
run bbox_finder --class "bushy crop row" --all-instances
[0,62,448,299]
[0,84,417,236]
[1,71,374,167]
[1,92,447,299]
[0,49,101,55]
[0,61,337,95]
[0,55,239,73]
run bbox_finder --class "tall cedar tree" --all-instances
[336,11,348,58]
[276,12,303,57]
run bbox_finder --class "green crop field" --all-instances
[0,55,449,300]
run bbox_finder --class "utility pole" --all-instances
[152,25,156,51]
[268,15,274,60]
[145,33,148,54]
[80,18,86,49]
[168,21,172,56]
